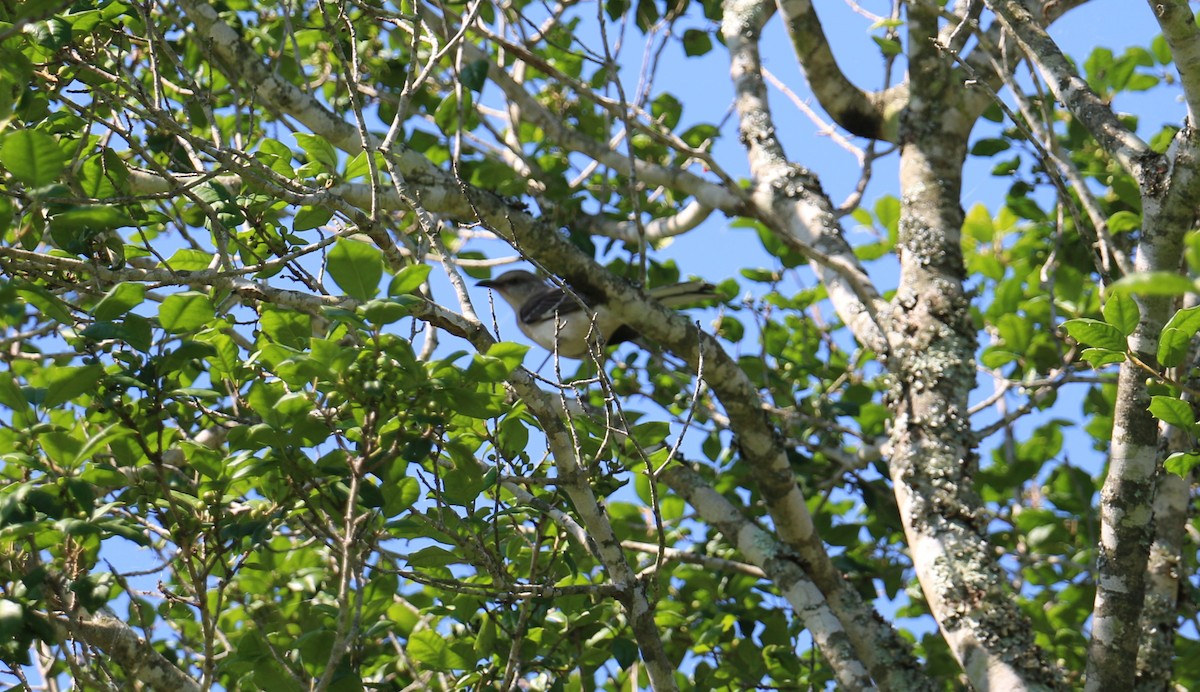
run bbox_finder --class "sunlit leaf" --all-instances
[0,130,66,186]
[327,239,382,301]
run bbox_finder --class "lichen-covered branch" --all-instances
[724,0,887,354]
[1148,0,1200,123]
[885,4,1061,689]
[1135,457,1190,689]
[42,609,202,692]
[1086,127,1200,690]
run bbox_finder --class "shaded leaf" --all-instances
[407,629,473,670]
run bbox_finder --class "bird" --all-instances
[478,270,717,359]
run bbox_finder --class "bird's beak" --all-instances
[477,278,496,289]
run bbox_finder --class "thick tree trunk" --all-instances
[885,6,1061,690]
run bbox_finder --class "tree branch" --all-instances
[660,464,920,690]
[1148,0,1200,124]
[42,609,202,692]
[724,0,888,354]
[985,0,1152,176]
[1085,126,1200,690]
[774,0,905,142]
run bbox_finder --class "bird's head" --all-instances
[477,270,550,304]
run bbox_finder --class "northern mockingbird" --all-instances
[478,270,717,358]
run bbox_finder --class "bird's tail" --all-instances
[648,280,719,307]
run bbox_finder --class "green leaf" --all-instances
[0,600,23,641]
[1165,451,1200,478]
[466,342,528,383]
[122,314,153,352]
[27,17,72,51]
[1158,327,1190,368]
[612,637,639,669]
[1,130,67,186]
[1085,46,1115,92]
[73,423,134,467]
[682,28,713,56]
[1151,35,1172,65]
[997,313,1032,352]
[1161,306,1200,365]
[406,546,464,568]
[1061,318,1127,351]
[165,248,213,271]
[93,282,146,320]
[434,91,472,134]
[327,239,382,301]
[1107,210,1141,234]
[992,156,1021,175]
[260,307,311,349]
[407,629,472,670]
[1079,347,1126,368]
[77,149,127,198]
[634,0,658,30]
[483,341,528,373]
[293,205,332,232]
[382,476,420,517]
[1110,271,1195,297]
[0,372,27,411]
[17,283,74,324]
[342,151,372,181]
[651,93,683,130]
[293,133,338,172]
[1102,293,1139,337]
[970,138,1010,157]
[962,204,994,242]
[474,613,497,658]
[44,364,104,408]
[1149,396,1195,429]
[388,263,432,296]
[874,196,900,235]
[1126,74,1158,92]
[256,137,296,176]
[1006,195,1045,221]
[159,292,214,333]
[362,297,417,326]
[872,36,902,57]
[1163,305,1200,339]
[460,59,488,92]
[48,205,131,234]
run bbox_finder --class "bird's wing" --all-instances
[518,288,591,325]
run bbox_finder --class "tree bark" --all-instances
[885,5,1062,690]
